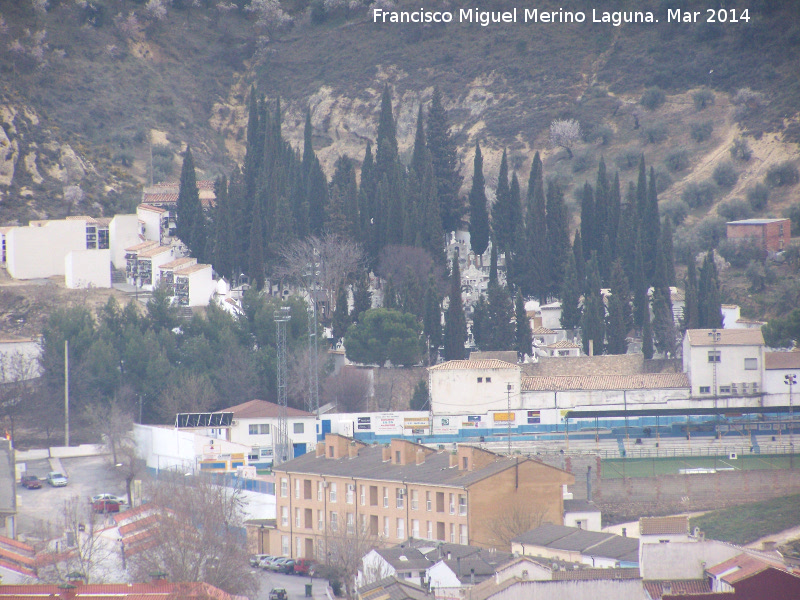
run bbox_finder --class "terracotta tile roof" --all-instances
[96,217,112,226]
[160,257,196,270]
[706,553,774,584]
[429,359,519,371]
[125,241,159,253]
[640,515,690,535]
[532,327,556,335]
[65,215,98,224]
[142,192,179,204]
[546,340,580,349]
[552,567,640,580]
[764,352,800,370]
[522,372,689,391]
[0,226,12,234]
[137,204,168,214]
[685,329,765,347]
[358,576,433,600]
[137,245,172,258]
[175,263,211,275]
[469,351,519,363]
[523,354,679,377]
[217,399,313,419]
[0,582,238,600]
[643,580,710,598]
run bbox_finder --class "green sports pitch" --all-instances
[601,454,800,479]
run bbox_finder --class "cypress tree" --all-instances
[633,232,647,329]
[698,250,723,328]
[581,253,606,356]
[492,150,513,253]
[572,230,585,286]
[443,255,467,360]
[423,274,442,361]
[606,260,631,355]
[411,104,427,178]
[484,283,515,351]
[352,270,372,322]
[243,88,262,209]
[489,239,498,287]
[306,157,328,236]
[643,166,661,285]
[617,194,637,284]
[683,259,699,331]
[419,153,446,264]
[383,275,397,310]
[212,175,234,282]
[636,154,647,219]
[176,146,205,260]
[652,285,677,357]
[359,142,375,248]
[331,284,350,343]
[546,181,571,299]
[427,87,463,233]
[642,307,654,360]
[515,290,532,360]
[526,152,547,301]
[662,217,676,288]
[468,142,490,256]
[385,177,404,246]
[580,182,595,258]
[375,85,398,185]
[594,157,610,268]
[609,172,622,264]
[247,198,265,290]
[471,295,489,351]
[301,108,315,178]
[560,252,582,331]
[507,171,522,274]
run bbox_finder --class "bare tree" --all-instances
[0,351,39,442]
[245,0,293,42]
[278,234,365,321]
[318,516,381,598]
[322,367,371,413]
[288,346,332,411]
[549,119,581,159]
[157,373,218,423]
[489,499,548,548]
[84,390,136,465]
[115,437,144,507]
[128,473,256,597]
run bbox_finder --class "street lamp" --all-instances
[785,374,797,466]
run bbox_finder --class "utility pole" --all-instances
[786,374,797,468]
[708,329,721,439]
[64,339,70,447]
[506,383,512,456]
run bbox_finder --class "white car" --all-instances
[46,472,68,487]
[90,493,125,504]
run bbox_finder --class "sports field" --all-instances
[601,453,800,479]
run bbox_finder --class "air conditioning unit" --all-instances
[752,383,759,393]
[729,452,738,460]
[731,384,738,394]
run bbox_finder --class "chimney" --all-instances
[621,527,627,537]
[316,442,325,457]
[349,443,358,459]
[470,568,475,585]
[382,446,391,462]
[449,452,458,468]
[762,540,777,551]
[663,582,672,595]
[416,449,426,465]
[588,339,594,357]
[586,466,592,502]
[456,556,460,577]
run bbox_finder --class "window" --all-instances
[317,481,324,501]
[318,510,324,531]
[297,537,302,557]
[720,386,731,394]
[304,479,312,500]
[411,490,419,510]
[383,487,389,508]
[260,448,272,457]
[700,386,711,394]
[260,424,270,434]
[281,506,288,527]
[486,377,492,383]
[395,451,401,463]
[449,523,455,543]
[360,485,366,506]
[396,488,405,509]
[426,491,432,511]
[294,422,305,434]
[708,350,721,363]
[383,517,390,538]
[251,424,269,434]
[477,377,483,383]
[280,478,288,497]
[412,519,420,538]
[397,518,405,539]
[249,424,258,435]
[346,484,355,504]
[295,479,300,499]
[346,513,354,535]
[458,495,467,516]
[330,482,337,503]
[459,525,468,545]
[370,486,378,506]
[281,535,289,556]
[462,456,468,470]
[427,521,433,539]
[449,493,455,515]
[744,358,758,370]
[295,508,301,528]
[330,512,338,532]
[328,446,334,457]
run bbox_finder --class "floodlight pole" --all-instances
[507,383,512,456]
[786,374,796,468]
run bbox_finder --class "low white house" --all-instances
[682,329,764,398]
[66,248,111,289]
[109,214,139,269]
[763,352,800,404]
[637,516,691,565]
[563,499,602,532]
[173,263,214,307]
[6,218,87,279]
[429,360,522,416]
[511,524,639,568]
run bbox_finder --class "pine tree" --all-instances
[526,151,547,301]
[423,274,442,362]
[581,253,606,356]
[698,250,723,328]
[352,270,372,322]
[560,252,582,331]
[683,259,699,331]
[545,180,571,299]
[492,150,514,253]
[176,147,204,259]
[642,307,654,360]
[443,255,467,360]
[468,141,490,256]
[515,290,532,359]
[332,284,350,343]
[427,87,463,233]
[580,182,595,258]
[606,260,631,355]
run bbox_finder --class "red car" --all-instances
[92,499,122,513]
[20,475,41,489]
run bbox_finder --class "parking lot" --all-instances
[15,455,128,534]
[252,570,330,600]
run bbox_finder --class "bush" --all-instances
[572,151,594,174]
[730,137,753,161]
[713,161,739,188]
[661,199,690,226]
[615,149,641,171]
[732,87,767,118]
[643,122,669,144]
[594,125,614,146]
[765,161,800,188]
[717,198,753,222]
[695,217,728,251]
[745,260,777,292]
[747,183,770,211]
[693,89,715,111]
[682,180,717,208]
[654,168,673,193]
[691,121,714,142]
[718,239,765,268]
[785,203,800,235]
[665,149,691,172]
[112,150,135,167]
[640,87,666,110]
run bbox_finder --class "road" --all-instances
[252,570,330,600]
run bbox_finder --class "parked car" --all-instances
[250,554,271,567]
[268,589,287,600]
[90,493,124,504]
[293,558,316,576]
[274,559,295,574]
[268,558,293,572]
[260,556,281,570]
[46,472,68,487]
[92,499,122,513]
[20,474,42,489]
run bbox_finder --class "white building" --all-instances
[6,218,87,279]
[539,302,563,331]
[173,263,214,307]
[721,304,766,330]
[563,499,602,532]
[429,360,522,416]
[511,524,639,568]
[682,329,764,399]
[543,340,581,358]
[209,400,318,465]
[762,351,800,404]
[137,204,171,244]
[65,248,111,289]
[124,242,174,290]
[108,214,140,270]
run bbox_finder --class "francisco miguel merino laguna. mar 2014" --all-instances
[372,7,753,26]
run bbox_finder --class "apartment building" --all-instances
[271,434,573,560]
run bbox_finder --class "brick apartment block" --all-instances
[726,218,791,252]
